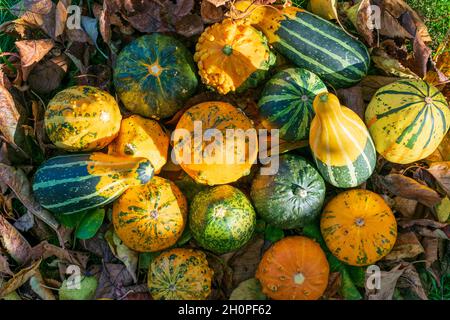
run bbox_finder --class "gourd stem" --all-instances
[319,94,328,102]
[222,45,233,56]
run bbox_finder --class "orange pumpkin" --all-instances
[256,236,329,300]
[194,18,275,95]
[112,176,187,252]
[173,101,258,185]
[108,115,169,174]
[320,189,397,266]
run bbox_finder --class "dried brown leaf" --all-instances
[94,263,134,299]
[0,259,41,298]
[11,0,53,15]
[206,0,229,6]
[427,162,450,197]
[175,14,204,37]
[105,229,138,283]
[383,231,424,261]
[201,0,224,23]
[30,241,89,269]
[367,263,405,300]
[0,164,59,230]
[55,0,70,38]
[0,215,32,265]
[422,237,438,268]
[398,218,447,229]
[28,54,69,94]
[381,174,442,207]
[227,236,264,287]
[0,86,21,147]
[379,11,412,39]
[393,196,418,218]
[397,264,428,300]
[360,76,400,102]
[0,254,13,276]
[15,39,54,80]
[336,85,365,120]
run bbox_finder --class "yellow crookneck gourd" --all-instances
[309,93,376,188]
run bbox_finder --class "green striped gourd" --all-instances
[235,1,370,88]
[32,153,154,215]
[258,68,327,141]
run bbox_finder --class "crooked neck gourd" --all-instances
[309,92,376,188]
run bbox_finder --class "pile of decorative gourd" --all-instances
[31,1,450,300]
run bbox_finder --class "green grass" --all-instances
[406,0,450,50]
[0,0,20,54]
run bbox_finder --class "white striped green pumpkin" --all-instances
[32,153,154,215]
[310,93,376,188]
[235,1,370,88]
[258,68,327,141]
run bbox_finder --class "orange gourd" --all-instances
[112,176,187,252]
[320,189,397,266]
[194,18,275,95]
[173,101,258,185]
[108,115,169,174]
[256,236,329,300]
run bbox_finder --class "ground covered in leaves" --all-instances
[0,0,449,300]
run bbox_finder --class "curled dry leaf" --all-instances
[383,231,424,261]
[201,0,224,23]
[336,85,365,120]
[367,263,405,300]
[229,278,266,300]
[397,218,447,229]
[393,196,418,218]
[94,263,135,299]
[427,162,450,197]
[422,237,438,268]
[346,0,374,47]
[0,259,41,298]
[0,164,59,231]
[0,214,32,265]
[30,241,89,269]
[175,14,204,37]
[308,0,339,21]
[0,254,13,276]
[381,174,442,207]
[30,271,56,300]
[396,264,428,300]
[0,86,21,147]
[206,0,229,6]
[227,236,264,287]
[28,54,69,94]
[360,76,400,102]
[15,39,54,81]
[105,229,138,283]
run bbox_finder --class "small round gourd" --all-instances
[112,177,187,252]
[194,18,275,95]
[108,115,169,174]
[189,185,256,254]
[114,34,198,119]
[251,154,325,229]
[173,101,258,185]
[256,236,329,300]
[258,68,327,141]
[45,86,122,151]
[147,248,213,300]
[320,189,397,266]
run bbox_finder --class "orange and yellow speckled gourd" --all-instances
[194,18,275,95]
[147,248,213,300]
[173,101,258,185]
[108,115,169,174]
[112,176,187,252]
[320,189,397,266]
[45,86,122,151]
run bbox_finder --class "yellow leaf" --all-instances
[435,196,450,223]
[308,0,338,20]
